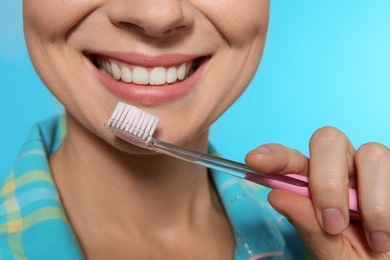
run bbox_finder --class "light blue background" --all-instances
[2,1,390,176]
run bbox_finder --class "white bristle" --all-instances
[107,102,159,143]
[142,114,154,139]
[111,102,122,119]
[123,106,136,131]
[136,111,147,136]
[109,102,123,127]
[140,113,150,131]
[115,102,128,129]
[149,118,159,137]
[126,107,137,130]
[120,105,132,130]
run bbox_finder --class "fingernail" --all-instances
[322,208,346,234]
[370,232,390,252]
[254,145,271,154]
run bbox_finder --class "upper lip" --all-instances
[85,51,205,67]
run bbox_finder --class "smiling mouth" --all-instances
[90,55,203,86]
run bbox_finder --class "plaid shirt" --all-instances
[1,116,309,259]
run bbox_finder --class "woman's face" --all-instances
[23,0,269,150]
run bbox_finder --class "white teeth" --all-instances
[132,66,149,85]
[150,67,166,85]
[105,61,112,74]
[177,63,186,80]
[97,58,193,85]
[121,67,132,83]
[166,67,177,84]
[111,63,121,80]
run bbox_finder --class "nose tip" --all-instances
[107,1,194,38]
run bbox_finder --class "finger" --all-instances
[309,127,356,235]
[355,142,390,253]
[270,190,379,258]
[245,144,308,175]
[268,189,345,258]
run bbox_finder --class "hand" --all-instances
[245,126,390,259]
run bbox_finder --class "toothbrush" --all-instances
[105,101,361,219]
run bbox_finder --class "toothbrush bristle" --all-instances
[105,102,159,146]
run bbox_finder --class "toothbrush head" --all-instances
[104,102,159,148]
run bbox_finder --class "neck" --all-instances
[50,113,225,239]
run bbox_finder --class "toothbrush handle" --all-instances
[245,172,361,219]
[152,139,361,219]
[152,139,307,186]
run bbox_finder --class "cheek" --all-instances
[23,1,104,41]
[195,0,269,46]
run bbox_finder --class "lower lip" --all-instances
[91,59,208,106]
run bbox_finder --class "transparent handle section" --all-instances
[152,139,308,187]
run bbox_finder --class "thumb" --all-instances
[245,144,308,175]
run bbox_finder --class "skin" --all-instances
[246,129,390,258]
[22,0,390,259]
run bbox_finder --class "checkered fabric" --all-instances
[0,116,82,259]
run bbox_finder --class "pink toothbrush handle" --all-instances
[245,173,361,219]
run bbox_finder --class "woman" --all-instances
[2,1,390,259]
